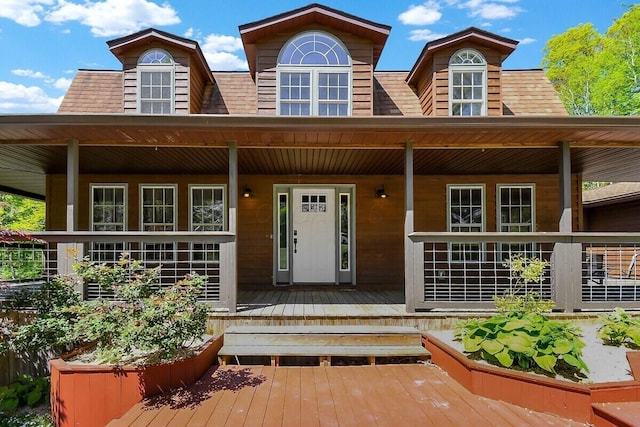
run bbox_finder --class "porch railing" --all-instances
[0,232,236,310]
[409,232,640,312]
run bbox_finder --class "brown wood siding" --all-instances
[120,44,192,115]
[585,199,640,232]
[254,25,374,116]
[189,66,205,114]
[46,172,579,290]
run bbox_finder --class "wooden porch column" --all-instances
[227,142,238,313]
[404,142,416,313]
[60,139,83,295]
[555,141,581,312]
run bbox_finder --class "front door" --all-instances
[292,188,336,283]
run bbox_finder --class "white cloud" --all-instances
[408,29,448,42]
[398,1,442,26]
[469,3,522,19]
[12,69,49,79]
[184,27,194,38]
[0,0,53,27]
[200,33,247,71]
[519,37,536,45]
[0,81,63,113]
[54,77,73,90]
[45,0,180,37]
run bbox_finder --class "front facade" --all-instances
[2,4,640,312]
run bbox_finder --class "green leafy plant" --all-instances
[494,254,555,314]
[598,307,640,348]
[454,312,589,381]
[0,375,49,412]
[2,254,209,365]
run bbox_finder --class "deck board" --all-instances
[111,364,588,427]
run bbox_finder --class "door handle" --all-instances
[294,238,298,253]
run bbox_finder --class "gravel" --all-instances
[429,322,635,383]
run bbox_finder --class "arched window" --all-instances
[277,31,351,116]
[449,49,487,116]
[138,49,174,114]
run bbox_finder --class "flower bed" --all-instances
[423,333,640,424]
[50,334,223,427]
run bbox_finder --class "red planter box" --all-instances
[50,335,223,427]
[423,334,640,424]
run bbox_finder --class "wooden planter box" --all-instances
[50,335,223,427]
[424,334,640,424]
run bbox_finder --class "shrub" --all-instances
[2,254,209,365]
[0,375,49,412]
[598,307,640,348]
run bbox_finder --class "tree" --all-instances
[0,193,45,231]
[543,5,640,116]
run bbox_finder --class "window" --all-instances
[448,185,485,261]
[449,49,487,116]
[189,185,225,262]
[277,31,351,116]
[340,193,350,271]
[90,184,127,262]
[278,193,289,271]
[138,49,174,114]
[498,185,535,258]
[140,185,176,262]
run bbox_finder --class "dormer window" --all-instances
[449,49,487,116]
[277,31,352,116]
[138,49,174,114]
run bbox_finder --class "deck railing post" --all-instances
[552,241,582,312]
[227,142,238,313]
[404,142,416,313]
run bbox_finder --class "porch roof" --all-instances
[1,114,639,198]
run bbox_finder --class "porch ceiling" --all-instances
[0,114,639,197]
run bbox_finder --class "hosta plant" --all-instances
[454,311,589,381]
[598,307,640,348]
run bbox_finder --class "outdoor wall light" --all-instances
[376,185,389,198]
[242,185,253,198]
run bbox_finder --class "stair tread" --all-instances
[223,325,422,335]
[218,344,430,357]
[592,402,640,427]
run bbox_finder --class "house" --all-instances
[583,182,640,232]
[1,3,640,312]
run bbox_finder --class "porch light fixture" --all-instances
[376,186,389,198]
[242,185,253,198]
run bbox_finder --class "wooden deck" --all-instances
[109,364,588,427]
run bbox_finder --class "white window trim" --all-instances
[496,184,536,233]
[137,49,175,114]
[276,67,352,116]
[188,184,227,232]
[139,184,178,231]
[276,31,353,117]
[448,49,488,117]
[447,184,486,262]
[90,183,128,232]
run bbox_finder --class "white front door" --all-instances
[292,188,336,283]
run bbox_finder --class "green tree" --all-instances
[0,194,45,231]
[543,5,640,116]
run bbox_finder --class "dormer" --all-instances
[239,3,390,116]
[107,28,213,114]
[406,27,518,116]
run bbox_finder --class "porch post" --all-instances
[61,139,83,295]
[227,142,238,313]
[555,141,581,311]
[404,142,416,313]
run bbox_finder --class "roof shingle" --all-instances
[58,70,123,113]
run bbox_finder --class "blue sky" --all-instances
[0,0,631,113]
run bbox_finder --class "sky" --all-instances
[0,0,632,113]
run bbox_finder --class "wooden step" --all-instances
[218,325,430,366]
[592,402,640,427]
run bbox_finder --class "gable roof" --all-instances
[583,182,640,207]
[107,28,213,84]
[406,27,518,87]
[239,3,391,76]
